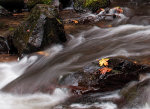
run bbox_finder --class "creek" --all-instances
[1,0,150,109]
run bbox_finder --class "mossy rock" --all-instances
[73,0,110,12]
[12,4,66,55]
[26,0,52,9]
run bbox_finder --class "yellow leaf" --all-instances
[99,58,109,66]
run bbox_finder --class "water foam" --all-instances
[0,56,38,89]
[70,102,117,109]
[0,88,69,109]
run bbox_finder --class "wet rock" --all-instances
[59,58,148,94]
[0,36,10,53]
[11,4,66,54]
[119,78,150,108]
[73,0,110,12]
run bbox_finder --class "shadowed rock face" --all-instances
[0,36,9,53]
[11,4,66,55]
[0,0,24,11]
[59,0,72,8]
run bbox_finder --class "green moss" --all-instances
[74,0,110,12]
[27,0,52,8]
[85,0,109,12]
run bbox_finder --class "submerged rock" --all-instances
[119,78,150,108]
[73,0,110,12]
[11,4,66,54]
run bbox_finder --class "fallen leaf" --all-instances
[72,20,79,24]
[99,58,109,66]
[99,67,112,75]
[37,51,49,56]
[107,25,112,27]
[13,14,18,16]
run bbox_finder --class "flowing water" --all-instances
[1,1,150,109]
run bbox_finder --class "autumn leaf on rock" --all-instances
[99,58,109,66]
[37,51,49,56]
[99,67,112,75]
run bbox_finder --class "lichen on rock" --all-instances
[26,0,52,9]
[73,0,110,12]
[12,4,66,55]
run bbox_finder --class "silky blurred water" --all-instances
[1,1,150,108]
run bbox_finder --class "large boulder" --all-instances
[11,4,66,54]
[73,0,110,12]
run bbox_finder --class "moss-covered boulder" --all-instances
[25,0,52,9]
[11,4,66,54]
[73,0,110,12]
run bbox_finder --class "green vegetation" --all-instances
[73,0,110,12]
[85,0,110,12]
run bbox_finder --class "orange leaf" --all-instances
[37,51,49,56]
[99,67,112,75]
[72,20,79,24]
